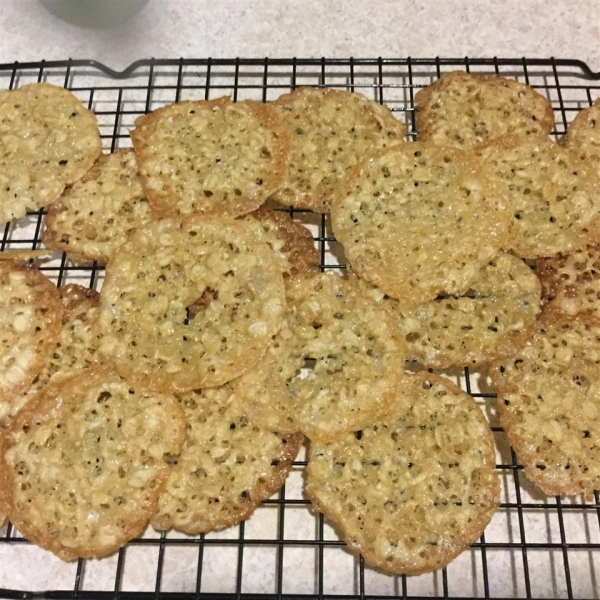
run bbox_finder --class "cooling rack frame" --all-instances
[0,56,599,600]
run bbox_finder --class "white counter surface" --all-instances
[0,0,598,72]
[0,2,599,598]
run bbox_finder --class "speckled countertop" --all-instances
[0,1,599,598]
[0,0,598,71]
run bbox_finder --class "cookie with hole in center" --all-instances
[305,372,499,574]
[97,216,286,394]
[0,83,102,224]
[490,313,600,498]
[415,71,554,150]
[476,134,600,259]
[351,253,541,369]
[1,367,185,561]
[151,385,302,534]
[233,273,405,442]
[271,87,406,212]
[0,284,101,426]
[43,149,153,264]
[131,97,290,218]
[331,143,511,307]
[565,97,600,179]
[0,260,63,406]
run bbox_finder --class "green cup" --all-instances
[40,0,149,28]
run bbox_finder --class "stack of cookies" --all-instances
[0,73,598,575]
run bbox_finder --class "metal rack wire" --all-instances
[0,57,599,600]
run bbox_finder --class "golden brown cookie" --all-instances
[241,207,319,282]
[97,216,286,394]
[131,98,290,218]
[151,385,302,533]
[0,83,102,224]
[0,284,101,426]
[306,372,499,574]
[476,134,600,259]
[352,252,541,368]
[272,87,406,212]
[233,273,405,442]
[1,367,185,561]
[490,314,600,498]
[0,261,63,405]
[0,433,9,529]
[331,143,511,307]
[565,97,600,179]
[0,250,53,261]
[415,71,554,150]
[538,244,600,319]
[43,149,153,264]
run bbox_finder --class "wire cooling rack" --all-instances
[0,57,599,600]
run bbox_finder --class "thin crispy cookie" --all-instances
[43,149,153,264]
[538,245,600,319]
[476,134,600,259]
[0,83,102,224]
[151,385,302,533]
[490,314,600,498]
[415,71,554,150]
[306,372,499,575]
[565,97,600,179]
[1,367,185,561]
[240,207,319,281]
[352,253,541,368]
[97,216,286,394]
[131,98,290,218]
[0,250,53,261]
[0,261,63,404]
[0,433,9,528]
[331,143,511,307]
[0,284,101,425]
[233,273,406,442]
[272,87,406,212]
